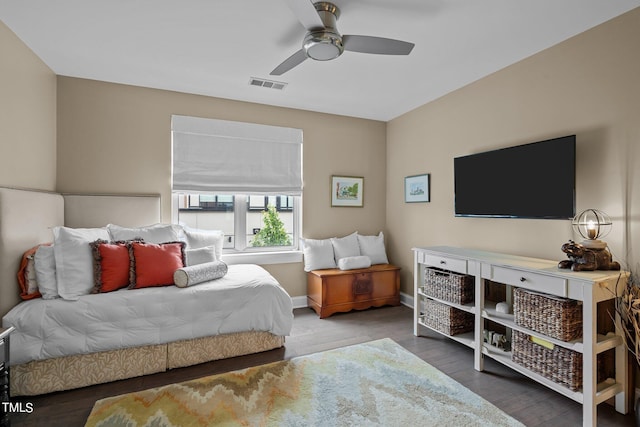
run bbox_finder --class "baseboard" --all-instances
[293,293,413,310]
[291,295,308,309]
[400,292,413,309]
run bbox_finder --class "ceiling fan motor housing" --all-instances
[303,2,343,61]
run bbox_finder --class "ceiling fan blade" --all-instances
[282,0,325,31]
[343,35,415,55]
[270,49,308,76]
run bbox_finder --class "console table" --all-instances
[413,246,628,427]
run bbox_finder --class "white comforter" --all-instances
[3,264,293,365]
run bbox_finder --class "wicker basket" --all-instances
[514,288,582,341]
[421,299,474,336]
[423,267,474,305]
[511,330,583,391]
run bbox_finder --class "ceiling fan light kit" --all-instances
[304,31,343,61]
[271,1,414,75]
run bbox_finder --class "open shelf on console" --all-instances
[483,344,622,405]
[417,319,475,349]
[482,300,622,354]
[418,289,475,314]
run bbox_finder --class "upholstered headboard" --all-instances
[63,194,162,228]
[0,187,161,317]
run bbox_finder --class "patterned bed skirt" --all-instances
[11,331,285,396]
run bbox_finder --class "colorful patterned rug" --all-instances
[85,338,523,426]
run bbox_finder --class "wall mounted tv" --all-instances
[454,135,576,219]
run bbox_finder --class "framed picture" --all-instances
[405,174,430,203]
[331,175,364,207]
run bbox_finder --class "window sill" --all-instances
[222,250,303,266]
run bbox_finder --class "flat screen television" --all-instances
[454,135,576,219]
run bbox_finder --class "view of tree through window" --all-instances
[251,205,292,247]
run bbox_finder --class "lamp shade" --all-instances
[571,209,612,249]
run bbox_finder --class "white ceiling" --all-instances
[1,0,638,121]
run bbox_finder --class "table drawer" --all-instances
[424,254,467,274]
[492,266,567,297]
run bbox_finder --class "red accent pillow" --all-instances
[130,241,186,289]
[91,240,132,293]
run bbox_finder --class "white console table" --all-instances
[413,246,629,427]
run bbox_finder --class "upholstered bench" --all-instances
[307,264,400,318]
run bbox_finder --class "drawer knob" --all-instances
[520,277,526,282]
[440,260,446,265]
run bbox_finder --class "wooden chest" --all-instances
[307,264,401,318]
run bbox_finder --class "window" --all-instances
[171,115,302,258]
[176,193,299,251]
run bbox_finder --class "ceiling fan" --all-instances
[271,0,415,76]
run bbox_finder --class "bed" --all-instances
[0,187,293,396]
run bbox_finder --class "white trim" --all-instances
[291,295,308,309]
[171,193,179,224]
[223,250,303,265]
[400,291,414,309]
[234,194,248,251]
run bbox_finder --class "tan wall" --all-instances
[387,8,640,295]
[56,78,387,297]
[0,20,56,190]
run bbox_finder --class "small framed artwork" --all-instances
[331,175,364,207]
[405,174,430,203]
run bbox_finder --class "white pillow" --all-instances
[53,226,110,300]
[107,223,181,244]
[302,238,337,272]
[34,245,59,300]
[182,227,224,260]
[185,246,217,266]
[330,232,360,261]
[338,255,372,271]
[357,232,389,265]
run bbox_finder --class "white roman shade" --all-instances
[172,115,303,195]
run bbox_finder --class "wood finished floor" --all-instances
[9,305,636,426]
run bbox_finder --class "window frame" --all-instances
[172,193,302,265]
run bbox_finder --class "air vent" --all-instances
[249,77,287,90]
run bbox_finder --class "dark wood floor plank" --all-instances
[8,305,636,426]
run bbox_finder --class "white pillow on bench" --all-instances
[302,238,336,272]
[357,232,389,265]
[302,231,390,272]
[330,232,360,260]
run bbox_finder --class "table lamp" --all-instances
[571,209,612,250]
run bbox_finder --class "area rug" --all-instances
[85,338,523,426]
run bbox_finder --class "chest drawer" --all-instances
[423,253,467,275]
[492,266,567,297]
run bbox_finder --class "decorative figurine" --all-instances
[558,240,620,271]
